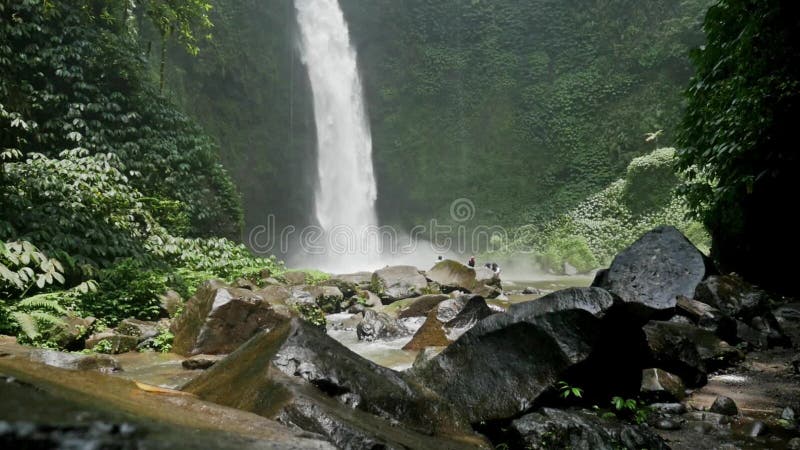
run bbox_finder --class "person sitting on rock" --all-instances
[467,256,476,267]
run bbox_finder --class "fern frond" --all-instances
[29,310,65,327]
[18,295,68,315]
[11,311,40,339]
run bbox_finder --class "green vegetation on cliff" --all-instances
[165,0,712,234]
[0,1,281,344]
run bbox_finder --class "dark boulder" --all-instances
[183,318,484,449]
[444,295,493,330]
[371,266,428,303]
[709,396,739,416]
[411,308,603,422]
[508,407,668,450]
[356,309,410,341]
[598,226,711,317]
[643,321,743,386]
[508,287,615,319]
[695,274,769,319]
[695,274,789,348]
[171,280,291,356]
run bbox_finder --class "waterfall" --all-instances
[294,0,379,270]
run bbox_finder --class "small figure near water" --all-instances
[491,262,501,276]
[467,256,476,268]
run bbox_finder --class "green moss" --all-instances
[622,148,679,214]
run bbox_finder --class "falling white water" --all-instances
[294,0,379,271]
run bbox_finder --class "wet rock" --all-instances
[688,420,716,434]
[356,309,409,341]
[788,437,800,450]
[282,271,309,286]
[183,318,480,448]
[426,260,500,300]
[746,420,768,437]
[233,278,256,290]
[508,287,616,319]
[640,368,686,402]
[253,285,292,305]
[443,294,492,329]
[695,275,789,348]
[371,266,428,303]
[0,340,336,450]
[319,277,358,298]
[311,286,344,313]
[685,410,734,426]
[327,313,362,332]
[695,274,769,319]
[171,280,291,356]
[403,309,451,350]
[655,418,681,430]
[650,402,687,415]
[522,286,543,295]
[676,296,721,328]
[509,407,668,450]
[793,355,800,374]
[683,411,732,428]
[116,319,160,343]
[182,354,225,370]
[411,346,446,371]
[85,332,139,354]
[710,396,739,416]
[46,315,94,350]
[396,294,450,319]
[597,226,711,317]
[332,272,373,288]
[643,321,744,386]
[411,307,602,423]
[28,349,120,373]
[782,407,795,421]
[158,290,183,317]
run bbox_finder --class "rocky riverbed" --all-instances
[2,226,799,449]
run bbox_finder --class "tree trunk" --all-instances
[159,31,167,93]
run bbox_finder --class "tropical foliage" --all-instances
[0,0,282,345]
[677,0,799,294]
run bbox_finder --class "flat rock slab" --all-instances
[183,318,483,448]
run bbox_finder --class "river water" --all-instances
[327,275,593,371]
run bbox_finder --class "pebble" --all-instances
[782,407,795,421]
[745,420,767,437]
[655,419,681,430]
